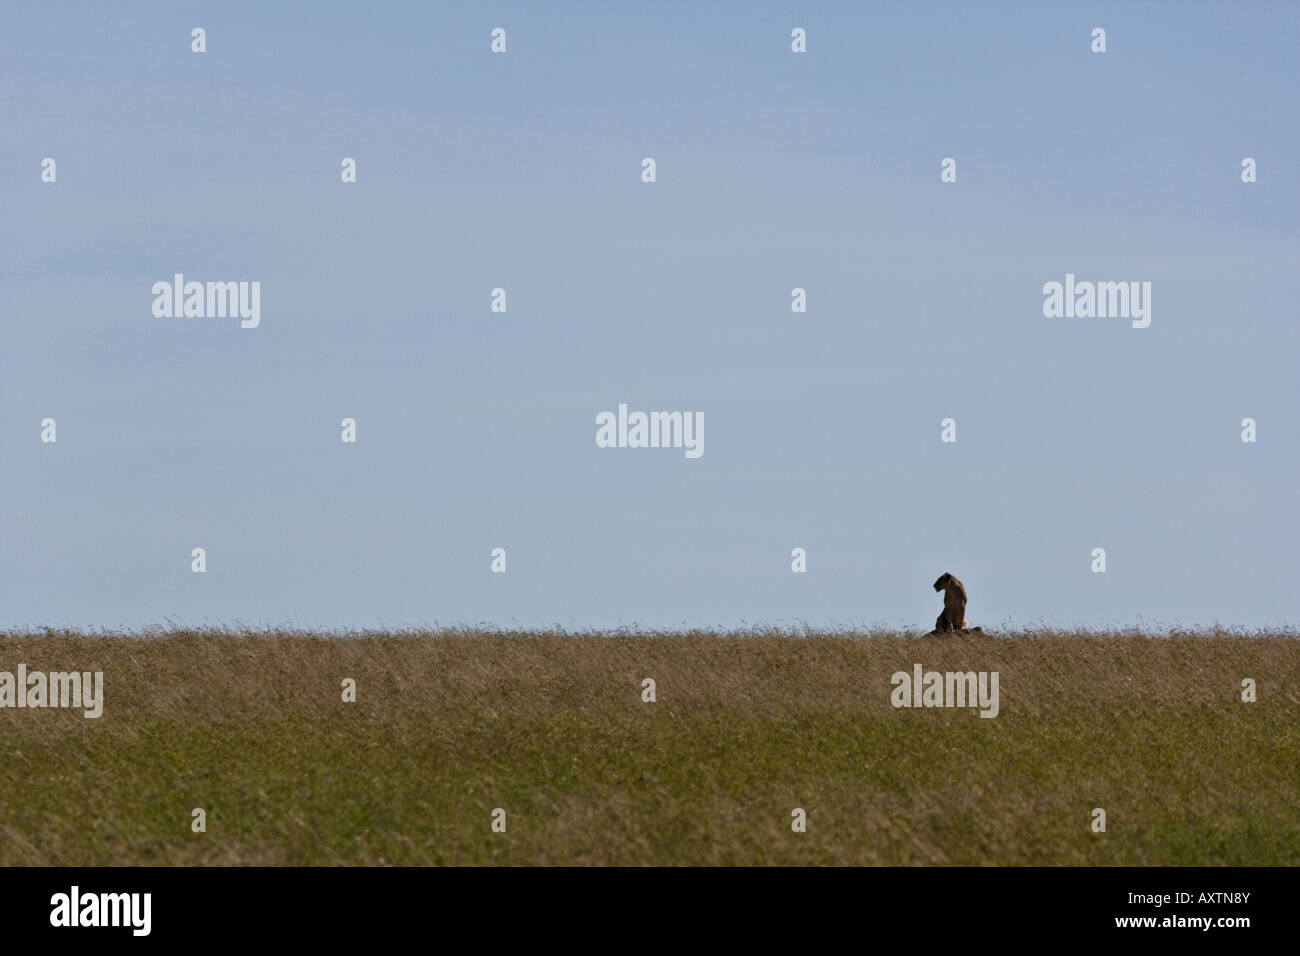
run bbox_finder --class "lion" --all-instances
[929,572,981,635]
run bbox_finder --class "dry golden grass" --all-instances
[0,628,1296,865]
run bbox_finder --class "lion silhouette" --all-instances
[929,572,982,635]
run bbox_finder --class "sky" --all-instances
[2,1,1297,632]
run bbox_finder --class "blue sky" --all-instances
[2,1,1297,631]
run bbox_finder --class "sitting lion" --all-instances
[929,572,982,635]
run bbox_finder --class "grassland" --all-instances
[0,628,1296,865]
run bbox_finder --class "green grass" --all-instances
[1,629,1296,865]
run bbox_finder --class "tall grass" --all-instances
[1,629,1295,865]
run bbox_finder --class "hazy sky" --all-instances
[3,2,1297,631]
